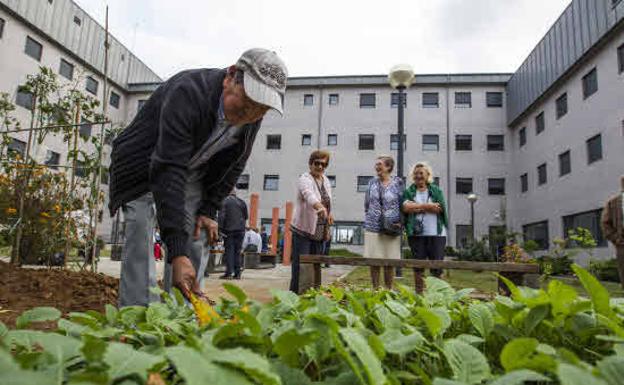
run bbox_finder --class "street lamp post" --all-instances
[388,64,415,181]
[467,193,478,244]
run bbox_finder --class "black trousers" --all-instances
[289,232,324,293]
[407,236,446,277]
[224,231,245,276]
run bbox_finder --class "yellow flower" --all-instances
[53,204,61,213]
[5,207,17,215]
[40,212,51,218]
[189,293,221,326]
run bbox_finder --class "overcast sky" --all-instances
[75,0,571,80]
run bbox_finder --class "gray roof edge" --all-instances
[286,73,512,87]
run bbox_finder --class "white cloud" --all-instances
[76,0,570,79]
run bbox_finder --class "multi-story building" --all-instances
[1,0,622,261]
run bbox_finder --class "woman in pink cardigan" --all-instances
[289,150,334,293]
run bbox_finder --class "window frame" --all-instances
[327,134,337,146]
[358,134,375,150]
[24,36,43,61]
[422,134,439,151]
[555,92,568,119]
[535,112,545,135]
[263,175,279,191]
[537,163,547,186]
[16,87,34,111]
[390,92,407,108]
[390,134,406,150]
[582,67,598,99]
[266,134,282,150]
[44,150,60,169]
[586,134,603,164]
[85,76,99,95]
[562,209,607,247]
[454,92,472,108]
[455,177,473,194]
[357,176,373,193]
[327,175,336,188]
[523,220,549,250]
[109,91,120,109]
[558,150,571,176]
[359,93,376,108]
[0,17,5,39]
[520,173,528,193]
[519,127,527,147]
[487,178,506,195]
[486,92,503,107]
[455,134,472,151]
[301,134,312,146]
[236,174,250,190]
[618,43,624,74]
[59,59,74,80]
[486,135,504,151]
[79,117,92,139]
[303,94,314,106]
[328,93,339,106]
[422,92,439,108]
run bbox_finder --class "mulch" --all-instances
[0,261,118,329]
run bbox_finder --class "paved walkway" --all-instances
[96,257,353,303]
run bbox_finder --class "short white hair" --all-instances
[410,161,434,184]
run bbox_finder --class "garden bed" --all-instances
[0,261,118,328]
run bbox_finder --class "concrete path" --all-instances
[96,257,353,303]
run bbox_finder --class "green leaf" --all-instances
[223,283,248,304]
[524,304,549,334]
[496,274,522,299]
[271,361,313,385]
[468,303,494,339]
[432,379,468,385]
[273,329,318,367]
[145,302,172,324]
[380,329,425,356]
[340,328,387,385]
[0,350,57,385]
[6,330,81,360]
[500,338,557,373]
[272,290,300,311]
[167,346,253,385]
[103,342,164,382]
[547,280,578,317]
[416,307,443,337]
[489,369,550,385]
[456,334,485,346]
[442,339,491,384]
[572,264,615,319]
[81,334,107,362]
[104,304,118,325]
[0,321,7,337]
[15,307,61,329]
[597,356,624,385]
[118,306,146,326]
[557,363,608,385]
[385,300,411,319]
[209,347,282,385]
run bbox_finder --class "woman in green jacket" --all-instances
[402,162,448,291]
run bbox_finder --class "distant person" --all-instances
[218,190,248,279]
[243,227,263,253]
[363,155,404,288]
[261,231,269,253]
[602,176,624,288]
[402,162,448,293]
[289,150,333,293]
[109,48,288,306]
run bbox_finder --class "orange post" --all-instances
[270,207,279,253]
[283,201,294,265]
[249,193,259,229]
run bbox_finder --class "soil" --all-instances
[0,261,118,329]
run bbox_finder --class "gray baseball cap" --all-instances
[236,48,288,115]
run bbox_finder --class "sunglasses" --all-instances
[313,160,328,168]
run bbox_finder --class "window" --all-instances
[100,167,109,185]
[563,209,607,247]
[263,175,279,191]
[266,134,281,150]
[537,163,547,185]
[327,134,337,146]
[520,173,528,193]
[535,112,545,134]
[455,135,472,151]
[236,174,249,190]
[487,135,504,151]
[422,134,439,151]
[390,92,407,108]
[422,92,439,108]
[0,18,4,39]
[456,178,473,194]
[328,94,339,105]
[304,94,314,106]
[523,221,549,250]
[80,118,92,138]
[559,150,571,176]
[7,138,26,158]
[359,134,375,150]
[24,36,42,61]
[519,127,526,147]
[328,175,336,188]
[488,178,505,195]
[456,225,473,249]
[455,92,472,108]
[486,92,503,107]
[137,99,147,111]
[618,43,624,74]
[586,134,602,164]
[109,91,120,109]
[44,150,60,169]
[359,93,376,108]
[16,88,34,110]
[59,59,74,80]
[390,134,406,150]
[582,68,598,99]
[75,160,86,178]
[331,222,364,245]
[86,76,98,95]
[556,93,568,119]
[301,134,312,146]
[357,176,373,192]
[73,16,81,26]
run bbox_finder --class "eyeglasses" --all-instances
[312,160,328,168]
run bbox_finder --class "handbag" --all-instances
[411,189,430,236]
[378,181,403,236]
[310,178,330,242]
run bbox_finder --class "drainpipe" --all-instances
[317,86,324,149]
[445,75,452,245]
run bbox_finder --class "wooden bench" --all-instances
[300,255,540,295]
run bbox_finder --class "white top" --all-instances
[242,230,262,252]
[414,190,447,237]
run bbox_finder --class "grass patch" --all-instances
[342,267,624,297]
[328,248,362,257]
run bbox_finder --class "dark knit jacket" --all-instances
[108,68,260,258]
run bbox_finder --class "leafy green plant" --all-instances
[589,259,621,283]
[1,265,623,385]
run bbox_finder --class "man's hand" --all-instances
[195,215,218,244]
[172,256,202,298]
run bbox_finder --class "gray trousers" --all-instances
[119,181,208,307]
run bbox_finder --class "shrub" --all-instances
[456,239,495,262]
[589,259,621,282]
